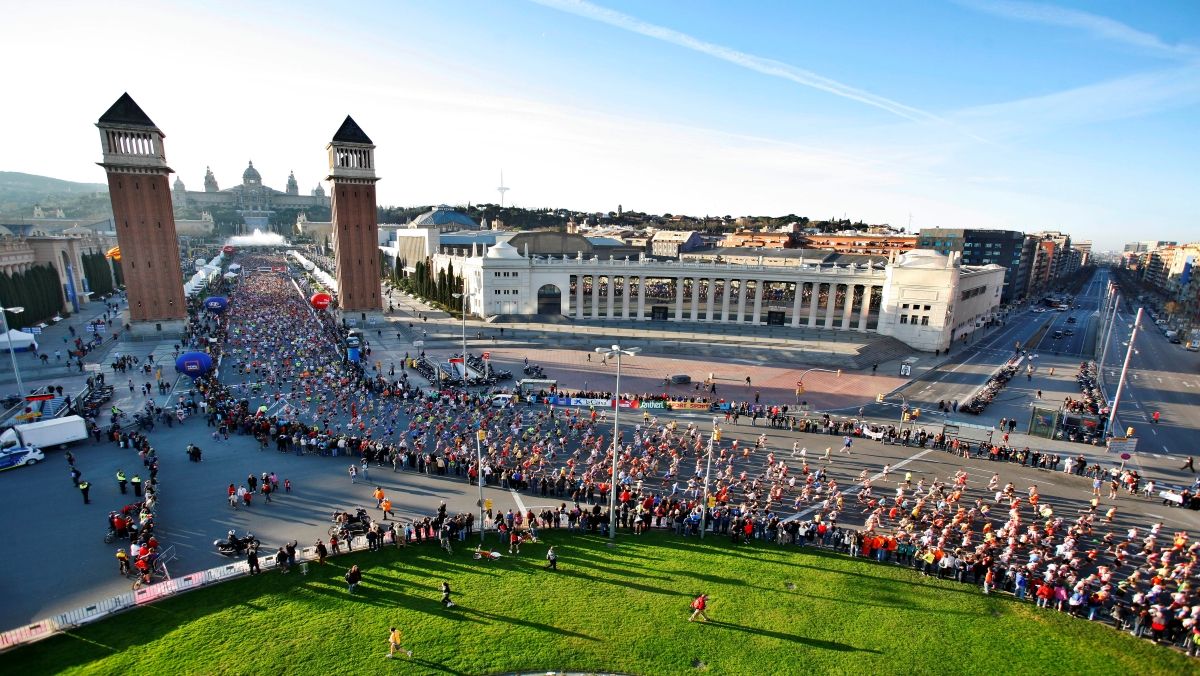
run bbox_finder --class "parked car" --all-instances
[0,446,45,471]
[1063,329,1074,336]
[668,374,691,385]
[1066,316,1076,323]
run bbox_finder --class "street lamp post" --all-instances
[0,306,26,397]
[1098,291,1120,371]
[1107,307,1142,439]
[475,428,486,544]
[452,292,467,384]
[794,367,841,407]
[700,424,719,539]
[595,344,639,543]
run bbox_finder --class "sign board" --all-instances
[943,424,960,437]
[1106,437,1138,455]
[899,364,911,376]
[482,352,491,360]
[84,364,102,372]
[1120,453,1131,460]
[412,340,424,347]
[85,324,95,333]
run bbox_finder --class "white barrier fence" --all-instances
[0,534,371,653]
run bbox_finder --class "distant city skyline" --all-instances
[1,0,1197,249]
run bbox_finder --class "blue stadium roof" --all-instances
[411,205,479,229]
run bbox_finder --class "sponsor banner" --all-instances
[571,397,612,408]
[668,401,710,411]
[638,400,667,409]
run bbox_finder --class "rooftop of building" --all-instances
[411,205,480,230]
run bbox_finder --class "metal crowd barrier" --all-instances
[0,532,372,653]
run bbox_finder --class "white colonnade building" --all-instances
[424,242,1005,352]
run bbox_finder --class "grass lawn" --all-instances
[3,531,1191,675]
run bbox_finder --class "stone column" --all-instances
[606,274,615,319]
[790,282,803,327]
[823,283,839,329]
[751,279,764,325]
[857,285,874,331]
[734,280,747,323]
[575,275,584,319]
[621,276,631,318]
[807,282,820,327]
[590,275,599,318]
[720,280,731,322]
[840,284,856,329]
[674,277,685,321]
[705,278,716,322]
[636,277,646,320]
[690,277,701,321]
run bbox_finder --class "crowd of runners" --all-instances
[164,251,1199,656]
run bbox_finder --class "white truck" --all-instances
[0,415,89,451]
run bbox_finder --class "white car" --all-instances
[0,446,45,471]
[491,394,516,408]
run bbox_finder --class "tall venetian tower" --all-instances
[327,115,382,315]
[96,93,187,331]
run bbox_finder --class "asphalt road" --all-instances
[2,267,1198,632]
[1100,294,1200,457]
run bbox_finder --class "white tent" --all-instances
[0,329,37,352]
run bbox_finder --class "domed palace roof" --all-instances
[411,205,479,230]
[242,161,262,185]
[484,240,524,260]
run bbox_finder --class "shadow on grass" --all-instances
[458,607,600,641]
[701,620,881,653]
[652,537,981,597]
[552,567,688,598]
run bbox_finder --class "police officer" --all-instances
[130,474,142,497]
[116,469,128,494]
[79,479,91,504]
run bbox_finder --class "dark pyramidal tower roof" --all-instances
[332,115,372,144]
[98,93,157,127]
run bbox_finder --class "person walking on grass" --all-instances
[545,546,558,570]
[345,564,362,593]
[386,626,413,659]
[440,581,455,608]
[689,593,711,622]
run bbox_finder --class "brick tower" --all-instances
[96,93,187,332]
[327,116,382,314]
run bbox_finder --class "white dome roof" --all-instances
[485,240,524,260]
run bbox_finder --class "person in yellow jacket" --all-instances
[386,626,412,658]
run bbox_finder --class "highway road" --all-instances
[859,269,1109,421]
[1101,279,1200,458]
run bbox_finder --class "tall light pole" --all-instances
[475,428,486,544]
[1107,307,1142,439]
[1098,291,1120,371]
[452,292,467,384]
[0,306,26,397]
[595,344,639,543]
[700,424,720,539]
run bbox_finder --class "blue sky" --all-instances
[2,0,1197,249]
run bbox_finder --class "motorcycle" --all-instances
[214,531,260,557]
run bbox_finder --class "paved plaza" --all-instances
[0,265,1197,633]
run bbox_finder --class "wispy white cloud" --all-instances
[529,0,947,126]
[956,0,1200,60]
[954,62,1200,137]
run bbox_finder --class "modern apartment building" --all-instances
[916,228,1027,302]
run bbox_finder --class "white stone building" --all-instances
[424,242,1004,352]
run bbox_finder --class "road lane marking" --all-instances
[510,489,528,515]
